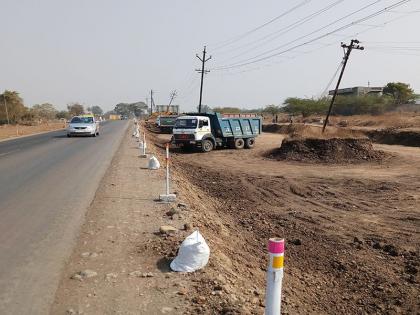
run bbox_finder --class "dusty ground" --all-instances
[148,130,419,314]
[51,127,194,314]
[0,121,65,140]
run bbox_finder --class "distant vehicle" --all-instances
[156,115,178,133]
[172,112,262,152]
[67,114,100,137]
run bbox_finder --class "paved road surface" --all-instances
[0,120,128,314]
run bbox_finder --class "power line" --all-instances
[215,0,346,63]
[212,0,384,69]
[212,0,412,71]
[320,60,345,97]
[211,0,311,51]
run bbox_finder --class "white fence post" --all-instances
[140,132,147,158]
[265,238,285,315]
[159,142,176,202]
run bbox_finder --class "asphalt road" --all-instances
[0,120,128,314]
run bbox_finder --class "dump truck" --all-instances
[156,115,178,133]
[172,112,262,152]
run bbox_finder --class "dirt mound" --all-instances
[268,137,387,163]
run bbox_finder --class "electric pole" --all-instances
[167,90,177,112]
[150,90,154,115]
[322,39,364,133]
[196,46,211,113]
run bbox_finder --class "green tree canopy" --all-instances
[31,103,58,120]
[87,105,103,116]
[56,110,70,119]
[0,90,28,124]
[67,103,84,116]
[114,102,147,117]
[383,82,415,104]
[263,104,281,117]
[212,106,241,113]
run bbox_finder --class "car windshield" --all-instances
[71,117,94,124]
[174,119,197,129]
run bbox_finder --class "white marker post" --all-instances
[159,143,176,202]
[140,132,147,158]
[265,238,285,315]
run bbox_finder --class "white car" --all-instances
[67,115,100,137]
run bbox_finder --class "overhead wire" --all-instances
[211,0,412,71]
[215,0,346,63]
[210,0,311,51]
[211,0,384,69]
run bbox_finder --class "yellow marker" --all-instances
[272,255,284,269]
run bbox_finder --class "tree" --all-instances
[383,82,415,105]
[87,105,103,116]
[212,106,241,113]
[282,98,329,117]
[264,104,281,117]
[67,103,84,116]
[56,110,70,120]
[0,90,28,124]
[196,104,212,113]
[31,103,58,120]
[114,102,147,117]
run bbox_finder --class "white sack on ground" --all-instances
[170,231,210,272]
[148,156,160,170]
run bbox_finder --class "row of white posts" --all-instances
[134,120,285,314]
[134,121,176,203]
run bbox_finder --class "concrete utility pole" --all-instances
[167,90,177,112]
[2,92,10,125]
[196,46,211,113]
[150,90,154,115]
[322,39,364,133]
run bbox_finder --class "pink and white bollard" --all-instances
[265,238,285,315]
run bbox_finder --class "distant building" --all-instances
[329,86,383,97]
[155,105,180,113]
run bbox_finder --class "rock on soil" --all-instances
[267,137,387,163]
[159,225,178,235]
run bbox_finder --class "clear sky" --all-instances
[1,0,419,112]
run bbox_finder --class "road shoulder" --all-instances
[51,127,190,314]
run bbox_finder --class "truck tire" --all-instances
[234,138,245,149]
[201,139,214,152]
[245,138,255,149]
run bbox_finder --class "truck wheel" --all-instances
[245,138,255,149]
[234,138,245,149]
[201,139,214,152]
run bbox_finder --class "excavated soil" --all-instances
[366,128,420,147]
[267,137,388,163]
[148,131,419,314]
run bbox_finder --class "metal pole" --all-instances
[3,93,10,125]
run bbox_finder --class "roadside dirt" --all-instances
[267,137,388,163]
[0,121,65,140]
[51,127,192,314]
[148,131,420,314]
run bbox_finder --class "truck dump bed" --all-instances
[218,116,262,138]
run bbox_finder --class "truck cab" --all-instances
[172,113,262,152]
